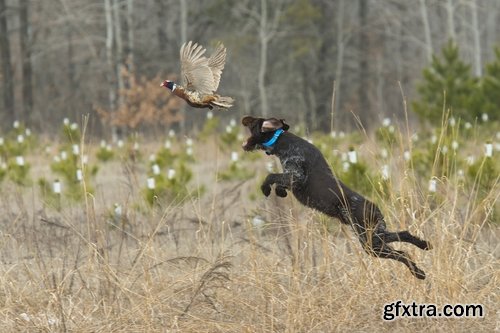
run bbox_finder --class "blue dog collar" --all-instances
[262,128,284,148]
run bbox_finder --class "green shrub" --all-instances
[218,160,255,181]
[198,113,220,139]
[375,119,398,147]
[8,157,30,186]
[219,119,240,151]
[43,119,98,202]
[340,148,373,196]
[467,152,498,197]
[0,122,34,186]
[480,47,500,122]
[144,142,202,206]
[412,40,479,125]
[96,141,115,162]
[0,163,6,182]
[38,178,62,210]
[50,153,98,201]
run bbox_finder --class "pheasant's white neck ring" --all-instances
[262,129,284,148]
[171,83,177,92]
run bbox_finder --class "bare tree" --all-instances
[484,1,498,60]
[419,0,433,62]
[358,0,370,119]
[0,0,14,123]
[178,0,188,133]
[156,0,168,53]
[234,0,284,118]
[258,0,270,117]
[470,0,481,76]
[104,0,117,138]
[126,0,134,73]
[179,0,187,45]
[446,0,456,40]
[334,0,346,129]
[112,0,124,106]
[19,0,33,121]
[257,0,283,117]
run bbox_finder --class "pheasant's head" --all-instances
[241,116,289,151]
[160,80,175,90]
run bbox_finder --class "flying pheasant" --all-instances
[160,41,234,110]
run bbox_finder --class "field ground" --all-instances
[0,129,498,332]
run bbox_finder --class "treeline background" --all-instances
[0,0,499,135]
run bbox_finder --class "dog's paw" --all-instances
[261,183,272,197]
[275,186,287,198]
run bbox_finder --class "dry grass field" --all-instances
[0,121,498,332]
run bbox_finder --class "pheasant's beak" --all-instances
[160,82,165,87]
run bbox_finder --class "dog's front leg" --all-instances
[261,173,292,197]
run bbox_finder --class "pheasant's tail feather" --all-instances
[212,96,234,109]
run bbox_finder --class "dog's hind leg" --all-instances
[384,230,432,250]
[371,244,427,280]
[357,225,427,279]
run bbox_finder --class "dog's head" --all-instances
[241,116,289,151]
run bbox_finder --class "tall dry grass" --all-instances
[0,123,497,332]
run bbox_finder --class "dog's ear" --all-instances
[261,118,284,132]
[280,119,290,131]
[241,116,256,126]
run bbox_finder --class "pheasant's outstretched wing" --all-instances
[207,43,226,92]
[180,41,218,94]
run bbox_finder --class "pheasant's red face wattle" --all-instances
[160,80,176,91]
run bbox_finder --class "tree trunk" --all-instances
[156,0,167,52]
[258,0,269,117]
[484,2,498,60]
[126,0,134,74]
[419,0,433,62]
[396,3,408,89]
[112,0,125,137]
[104,0,117,138]
[358,0,369,120]
[470,0,481,76]
[446,0,456,40]
[179,0,187,133]
[307,86,317,129]
[67,29,76,119]
[19,0,32,123]
[334,0,345,132]
[112,0,124,101]
[0,0,15,124]
[179,0,187,44]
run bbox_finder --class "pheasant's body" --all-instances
[161,41,234,110]
[171,84,234,109]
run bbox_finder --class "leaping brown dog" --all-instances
[242,116,432,279]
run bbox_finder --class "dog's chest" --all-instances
[277,146,305,172]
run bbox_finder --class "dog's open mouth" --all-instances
[241,125,259,151]
[242,134,255,151]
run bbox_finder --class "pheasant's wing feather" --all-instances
[207,43,226,92]
[180,41,216,94]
